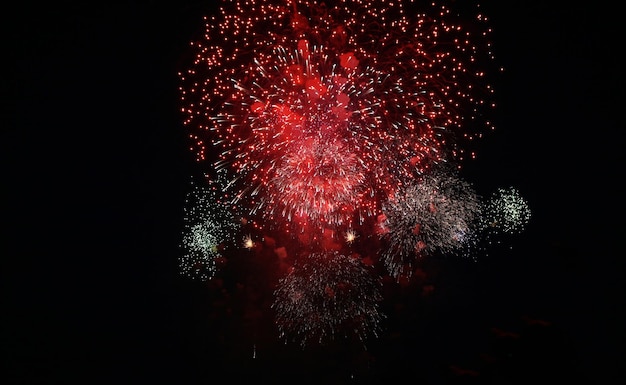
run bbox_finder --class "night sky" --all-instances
[5,1,624,384]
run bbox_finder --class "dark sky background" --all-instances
[5,1,624,384]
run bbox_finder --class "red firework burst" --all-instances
[179,0,498,229]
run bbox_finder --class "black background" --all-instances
[5,1,624,384]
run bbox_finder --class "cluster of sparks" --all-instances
[177,0,529,348]
[179,171,241,281]
[272,251,383,347]
[481,186,532,235]
[379,166,483,279]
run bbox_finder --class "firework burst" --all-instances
[272,251,383,347]
[380,167,483,279]
[266,136,366,226]
[481,186,531,235]
[179,0,499,229]
[179,171,241,281]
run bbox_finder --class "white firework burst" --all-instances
[380,169,483,279]
[481,186,531,235]
[179,171,241,281]
[272,251,383,348]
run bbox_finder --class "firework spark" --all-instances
[272,251,383,347]
[481,186,531,235]
[380,167,483,279]
[179,171,241,281]
[179,0,499,229]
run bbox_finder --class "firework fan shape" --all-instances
[272,251,383,347]
[380,168,483,279]
[180,171,241,281]
[179,0,499,229]
[481,186,531,235]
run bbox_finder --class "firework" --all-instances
[272,251,383,347]
[179,171,241,281]
[380,168,483,279]
[266,136,366,226]
[179,0,499,229]
[481,186,531,235]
